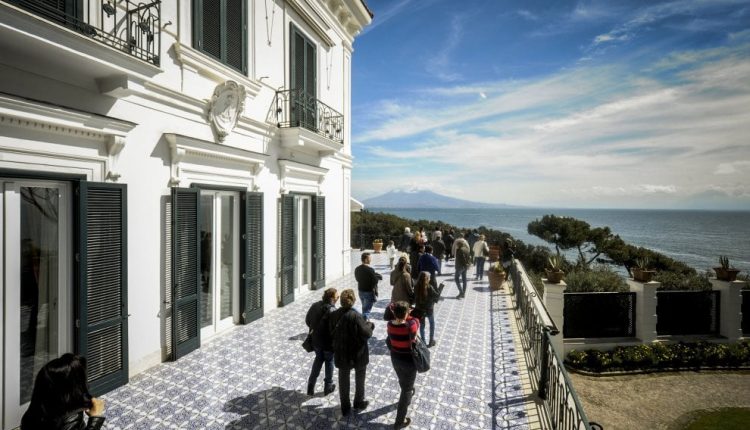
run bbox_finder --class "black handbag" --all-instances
[412,336,431,373]
[302,331,314,353]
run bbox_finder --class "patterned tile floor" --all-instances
[102,252,538,429]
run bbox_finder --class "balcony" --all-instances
[4,0,161,67]
[275,88,344,145]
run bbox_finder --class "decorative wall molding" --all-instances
[173,43,262,98]
[0,93,134,181]
[165,133,267,187]
[287,0,336,47]
[207,81,246,142]
[279,126,343,157]
[278,159,328,195]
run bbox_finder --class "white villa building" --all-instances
[0,0,371,427]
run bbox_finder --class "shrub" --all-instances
[565,341,750,373]
[565,265,629,293]
[654,271,712,291]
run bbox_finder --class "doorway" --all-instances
[199,190,240,340]
[2,180,72,430]
[295,195,312,293]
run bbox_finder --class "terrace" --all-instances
[99,251,599,429]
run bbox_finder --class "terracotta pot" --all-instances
[545,269,564,284]
[632,268,656,283]
[488,246,501,262]
[373,242,383,253]
[714,267,740,282]
[488,270,505,291]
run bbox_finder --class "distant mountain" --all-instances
[361,190,513,209]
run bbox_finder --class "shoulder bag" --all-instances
[412,335,431,373]
[302,330,314,352]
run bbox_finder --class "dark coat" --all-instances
[400,232,413,251]
[431,238,446,259]
[415,283,440,313]
[305,300,335,351]
[444,234,455,257]
[354,264,382,295]
[21,410,105,430]
[329,307,373,369]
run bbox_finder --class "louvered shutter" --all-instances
[279,195,295,306]
[193,0,247,73]
[171,188,200,359]
[291,27,306,127]
[226,0,246,73]
[241,192,263,323]
[76,182,128,396]
[311,196,325,290]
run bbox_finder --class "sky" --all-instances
[349,0,750,210]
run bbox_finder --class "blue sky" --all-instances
[350,0,750,209]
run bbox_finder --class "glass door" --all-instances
[296,196,312,293]
[2,180,72,430]
[199,190,239,340]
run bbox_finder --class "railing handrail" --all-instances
[275,88,344,143]
[565,291,636,295]
[511,258,600,430]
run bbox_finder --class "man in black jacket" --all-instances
[305,288,339,396]
[329,289,374,416]
[354,252,382,320]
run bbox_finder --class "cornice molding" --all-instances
[173,43,263,98]
[287,0,336,47]
[165,133,268,186]
[278,158,329,195]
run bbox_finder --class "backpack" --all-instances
[456,246,470,268]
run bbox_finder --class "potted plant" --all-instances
[714,255,741,281]
[372,238,383,253]
[632,257,656,282]
[546,254,565,284]
[488,262,506,291]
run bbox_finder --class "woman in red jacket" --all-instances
[386,301,420,429]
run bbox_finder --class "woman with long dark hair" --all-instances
[21,353,105,430]
[414,271,439,347]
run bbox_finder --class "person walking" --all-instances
[467,229,480,259]
[430,232,446,275]
[21,354,106,430]
[414,271,439,347]
[473,234,490,281]
[417,245,440,288]
[386,240,399,269]
[400,227,413,252]
[444,229,455,260]
[354,252,382,321]
[391,258,414,305]
[329,289,375,416]
[305,288,339,396]
[386,301,420,429]
[409,242,423,281]
[452,234,471,298]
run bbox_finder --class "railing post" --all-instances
[628,279,659,343]
[711,279,745,341]
[538,327,551,399]
[543,280,566,354]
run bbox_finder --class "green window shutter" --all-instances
[312,196,325,290]
[171,187,201,359]
[193,0,247,73]
[76,181,128,396]
[241,192,263,323]
[306,38,316,99]
[279,195,295,306]
[290,26,305,127]
[226,0,246,73]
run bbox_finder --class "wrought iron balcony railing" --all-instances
[8,0,161,66]
[275,88,344,144]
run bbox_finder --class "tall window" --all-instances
[193,0,247,73]
[290,25,317,129]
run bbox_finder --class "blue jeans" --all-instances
[308,348,334,388]
[419,311,435,343]
[454,268,467,295]
[359,291,376,320]
[391,355,417,426]
[475,257,486,280]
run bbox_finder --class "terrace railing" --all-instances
[510,259,601,430]
[743,290,750,335]
[275,88,344,144]
[9,0,161,66]
[656,290,720,336]
[564,292,636,338]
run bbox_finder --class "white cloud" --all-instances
[714,161,750,175]
[516,9,539,21]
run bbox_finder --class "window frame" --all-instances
[192,0,248,74]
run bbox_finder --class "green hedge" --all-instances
[566,341,750,373]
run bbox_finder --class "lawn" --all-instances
[673,407,750,430]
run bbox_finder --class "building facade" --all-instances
[0,1,371,428]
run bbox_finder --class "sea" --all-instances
[368,207,750,274]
